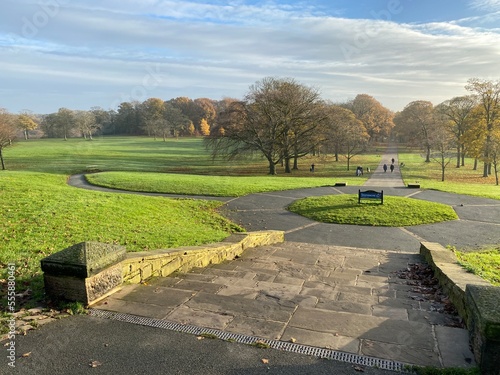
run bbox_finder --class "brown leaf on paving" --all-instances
[89,360,102,368]
[261,358,269,364]
[289,337,296,343]
[353,365,365,372]
[22,352,32,357]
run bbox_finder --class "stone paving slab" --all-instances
[93,242,476,368]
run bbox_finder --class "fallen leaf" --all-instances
[22,352,32,357]
[261,359,269,364]
[89,360,102,368]
[197,336,204,340]
[353,365,365,372]
[289,337,296,343]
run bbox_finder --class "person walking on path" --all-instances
[383,164,388,172]
[390,164,394,173]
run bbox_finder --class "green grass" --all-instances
[0,171,241,310]
[4,136,378,179]
[398,150,500,200]
[288,195,458,226]
[455,248,500,286]
[86,172,350,197]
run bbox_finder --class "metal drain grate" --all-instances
[89,308,407,371]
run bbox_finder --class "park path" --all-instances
[363,144,405,188]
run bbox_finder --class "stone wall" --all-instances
[420,242,499,375]
[41,231,284,305]
[122,231,284,284]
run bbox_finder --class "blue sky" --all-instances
[1,0,499,114]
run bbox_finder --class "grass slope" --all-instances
[455,248,500,286]
[86,171,346,197]
[0,171,240,308]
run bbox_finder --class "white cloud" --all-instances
[469,0,500,10]
[0,0,499,112]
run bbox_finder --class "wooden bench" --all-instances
[407,183,420,188]
[358,190,383,204]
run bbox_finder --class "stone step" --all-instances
[91,241,472,368]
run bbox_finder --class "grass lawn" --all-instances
[288,195,458,226]
[398,150,500,200]
[0,171,241,312]
[86,172,349,197]
[455,248,500,286]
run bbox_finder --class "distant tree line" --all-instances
[393,78,500,184]
[39,97,221,139]
[1,76,498,183]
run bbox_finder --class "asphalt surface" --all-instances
[3,147,498,375]
[3,316,398,375]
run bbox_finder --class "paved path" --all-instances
[92,242,473,368]
[29,147,498,372]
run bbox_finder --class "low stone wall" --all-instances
[420,242,499,375]
[41,231,284,306]
[122,231,285,284]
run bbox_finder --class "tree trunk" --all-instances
[441,155,445,181]
[0,148,4,170]
[425,145,431,162]
[473,158,478,170]
[284,157,292,173]
[268,158,277,175]
[456,145,460,168]
[24,130,28,140]
[461,145,465,166]
[293,155,299,170]
[483,162,488,177]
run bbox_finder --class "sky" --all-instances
[1,0,499,114]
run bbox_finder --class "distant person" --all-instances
[390,164,394,173]
[310,163,315,172]
[391,158,395,164]
[383,164,388,172]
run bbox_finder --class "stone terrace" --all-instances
[93,242,474,368]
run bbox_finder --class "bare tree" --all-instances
[465,78,500,177]
[393,101,435,162]
[0,108,17,170]
[436,96,476,168]
[429,123,456,182]
[206,77,326,174]
[74,111,99,139]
